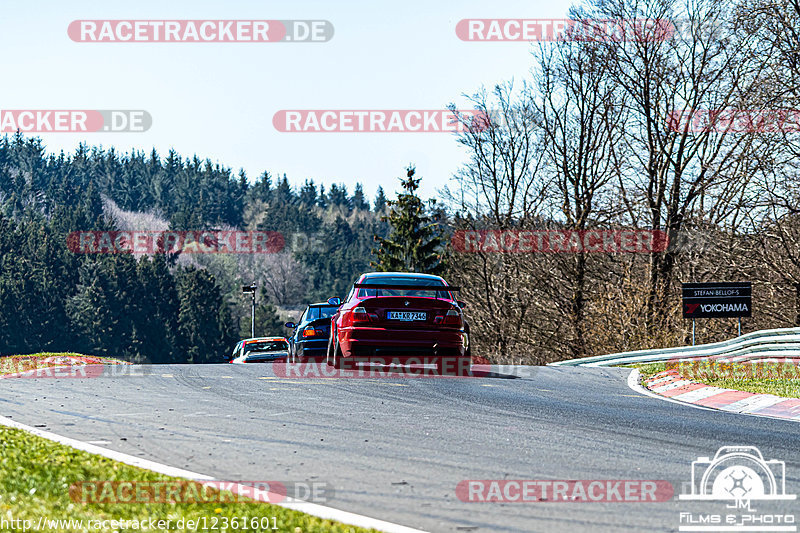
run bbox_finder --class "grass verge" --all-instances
[0,352,377,532]
[631,360,800,398]
[0,426,376,533]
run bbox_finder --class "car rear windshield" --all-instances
[244,340,287,353]
[357,277,453,299]
[304,306,339,321]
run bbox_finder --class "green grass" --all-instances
[0,427,376,532]
[0,353,376,532]
[631,360,800,398]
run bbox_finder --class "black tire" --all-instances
[326,326,353,369]
[326,329,336,367]
[332,339,350,370]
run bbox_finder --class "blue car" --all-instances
[285,302,341,361]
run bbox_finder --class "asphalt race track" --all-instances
[1,364,799,532]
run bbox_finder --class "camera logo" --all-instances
[680,446,795,502]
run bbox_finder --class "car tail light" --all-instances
[353,306,370,323]
[302,326,319,337]
[435,309,463,327]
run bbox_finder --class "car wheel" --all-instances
[333,343,352,370]
[328,330,350,370]
[326,329,336,367]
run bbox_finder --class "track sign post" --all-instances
[682,282,752,344]
[242,282,257,338]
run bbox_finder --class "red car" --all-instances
[326,272,470,372]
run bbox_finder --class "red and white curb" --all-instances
[642,369,800,421]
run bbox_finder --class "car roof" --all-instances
[359,272,446,282]
[358,273,449,287]
[243,337,286,343]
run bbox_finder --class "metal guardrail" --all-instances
[548,327,800,367]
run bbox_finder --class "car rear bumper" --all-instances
[339,326,467,359]
[295,339,328,359]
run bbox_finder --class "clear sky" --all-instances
[0,0,575,201]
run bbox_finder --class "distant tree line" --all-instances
[0,133,388,361]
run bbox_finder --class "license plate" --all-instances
[387,311,426,321]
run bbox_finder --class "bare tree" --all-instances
[445,0,800,363]
[593,0,764,329]
[238,252,309,306]
[532,19,627,356]
[443,85,551,361]
[447,82,548,226]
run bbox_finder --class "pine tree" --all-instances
[176,266,236,364]
[134,254,180,363]
[374,186,387,212]
[66,259,121,356]
[317,184,328,209]
[300,179,317,206]
[351,183,369,211]
[371,166,444,274]
[250,171,273,203]
[327,184,349,208]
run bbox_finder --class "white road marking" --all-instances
[721,394,787,414]
[671,387,727,403]
[0,414,429,533]
[651,380,694,393]
[647,375,678,386]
